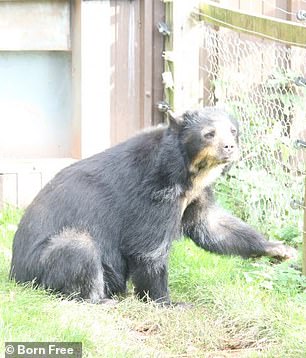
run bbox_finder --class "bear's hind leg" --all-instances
[130,259,170,304]
[39,229,107,303]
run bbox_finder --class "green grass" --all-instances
[0,208,305,357]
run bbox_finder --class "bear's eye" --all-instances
[204,130,216,139]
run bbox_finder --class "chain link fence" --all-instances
[199,23,306,242]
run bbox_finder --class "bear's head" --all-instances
[169,107,240,173]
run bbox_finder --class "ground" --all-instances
[1,208,306,357]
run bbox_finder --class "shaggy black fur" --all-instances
[9,107,296,304]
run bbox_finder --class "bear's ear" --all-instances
[168,111,184,131]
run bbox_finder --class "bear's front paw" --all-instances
[267,242,298,260]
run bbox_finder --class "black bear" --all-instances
[10,107,296,304]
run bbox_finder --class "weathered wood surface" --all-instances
[199,0,306,47]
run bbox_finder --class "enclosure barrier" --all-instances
[163,0,306,274]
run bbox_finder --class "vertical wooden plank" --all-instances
[277,0,291,20]
[164,0,174,111]
[72,0,166,155]
[263,0,277,17]
[290,0,306,96]
[140,0,153,128]
[290,2,306,180]
[71,0,81,159]
[139,0,165,127]
[171,1,204,113]
[151,0,165,125]
[110,0,142,144]
[110,0,118,144]
[303,177,306,275]
[262,0,292,72]
[215,0,241,104]
[81,0,112,157]
[238,0,263,85]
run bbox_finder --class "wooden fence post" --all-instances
[163,0,206,114]
[303,177,306,275]
[164,0,174,111]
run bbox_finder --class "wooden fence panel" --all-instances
[110,0,164,145]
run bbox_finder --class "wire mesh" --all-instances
[199,23,306,240]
